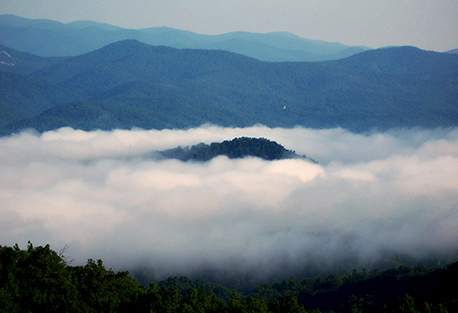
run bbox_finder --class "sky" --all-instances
[2,0,458,51]
[1,126,458,280]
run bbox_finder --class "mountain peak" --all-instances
[334,45,458,75]
[153,137,311,162]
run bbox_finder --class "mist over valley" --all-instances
[2,126,457,285]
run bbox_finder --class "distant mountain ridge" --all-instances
[0,43,67,74]
[1,40,457,135]
[0,14,368,61]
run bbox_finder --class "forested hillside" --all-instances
[154,137,312,162]
[0,243,456,313]
[1,40,457,135]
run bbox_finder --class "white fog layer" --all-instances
[1,126,457,278]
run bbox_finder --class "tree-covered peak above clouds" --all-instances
[152,137,317,162]
[2,125,458,305]
[0,14,368,61]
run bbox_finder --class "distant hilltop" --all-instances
[152,137,317,162]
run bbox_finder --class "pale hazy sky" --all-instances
[2,0,458,51]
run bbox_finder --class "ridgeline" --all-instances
[1,40,458,135]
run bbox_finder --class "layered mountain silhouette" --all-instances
[0,14,368,61]
[1,39,457,135]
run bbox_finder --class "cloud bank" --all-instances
[1,126,457,281]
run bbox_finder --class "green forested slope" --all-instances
[1,41,458,134]
[0,44,67,74]
[0,71,77,128]
[155,137,307,161]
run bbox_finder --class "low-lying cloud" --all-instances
[1,126,457,281]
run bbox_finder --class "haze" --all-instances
[1,126,457,280]
[2,0,458,51]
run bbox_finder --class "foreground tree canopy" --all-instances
[0,243,457,312]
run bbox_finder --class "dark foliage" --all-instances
[155,137,307,162]
[0,243,456,313]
